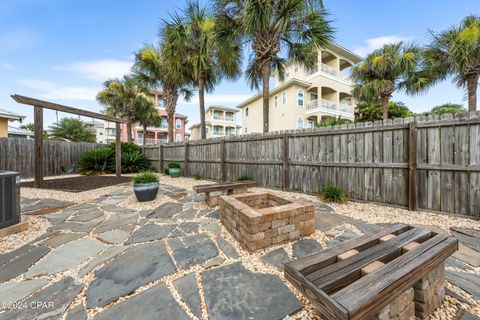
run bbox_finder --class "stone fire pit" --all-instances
[219,192,315,251]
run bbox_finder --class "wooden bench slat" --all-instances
[333,235,458,320]
[309,228,432,293]
[288,224,410,276]
[192,181,256,193]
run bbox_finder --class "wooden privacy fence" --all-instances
[144,112,480,217]
[0,138,103,178]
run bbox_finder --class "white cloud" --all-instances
[353,35,411,57]
[56,59,133,82]
[18,79,98,101]
[180,94,252,106]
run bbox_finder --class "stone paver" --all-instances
[71,217,105,233]
[260,248,290,269]
[93,284,189,320]
[0,245,50,282]
[202,262,303,320]
[21,198,73,213]
[39,232,85,248]
[216,236,240,259]
[96,226,134,244]
[173,272,202,318]
[93,213,137,234]
[26,238,106,277]
[0,277,83,320]
[0,279,48,309]
[78,246,128,278]
[178,222,200,234]
[147,202,184,219]
[175,208,198,220]
[86,242,176,308]
[315,212,348,231]
[201,220,222,235]
[292,239,323,259]
[349,219,384,234]
[446,257,474,271]
[168,234,218,269]
[69,208,104,222]
[65,305,88,320]
[446,271,480,300]
[124,223,176,244]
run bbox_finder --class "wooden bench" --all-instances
[284,224,458,320]
[192,181,256,206]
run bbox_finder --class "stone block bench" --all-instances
[284,224,458,320]
[193,181,256,206]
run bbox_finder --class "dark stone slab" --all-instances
[78,246,128,278]
[194,193,206,202]
[168,234,218,269]
[0,245,50,282]
[173,273,202,318]
[454,309,480,320]
[179,222,199,234]
[42,211,72,224]
[196,208,211,217]
[175,208,198,220]
[178,195,194,203]
[66,305,88,320]
[446,257,474,271]
[445,288,471,305]
[0,277,83,320]
[69,208,104,222]
[260,248,290,269]
[201,220,222,235]
[39,232,85,248]
[216,236,240,259]
[93,284,189,320]
[327,228,358,247]
[100,205,135,213]
[314,203,335,214]
[124,224,176,244]
[71,217,105,233]
[0,279,48,309]
[86,242,176,308]
[315,212,349,231]
[292,239,323,259]
[206,209,220,220]
[349,219,384,234]
[169,227,187,238]
[147,202,184,219]
[21,198,73,213]
[203,262,303,320]
[93,213,137,234]
[446,271,480,300]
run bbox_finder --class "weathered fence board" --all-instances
[147,112,480,217]
[0,138,103,178]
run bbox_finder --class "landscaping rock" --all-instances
[93,284,189,320]
[175,208,198,220]
[69,208,104,222]
[147,202,183,219]
[65,305,87,320]
[216,236,240,259]
[315,212,348,231]
[202,262,303,320]
[86,242,176,308]
[292,239,323,259]
[173,273,202,318]
[206,209,220,219]
[201,220,221,235]
[178,222,200,234]
[0,279,48,309]
[93,213,137,234]
[0,245,50,282]
[124,224,176,244]
[168,234,218,269]
[203,256,225,268]
[100,205,134,213]
[349,219,384,234]
[260,248,290,269]
[39,232,85,248]
[71,217,105,233]
[96,226,134,244]
[446,271,480,300]
[78,246,128,278]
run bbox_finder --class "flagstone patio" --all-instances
[0,179,479,320]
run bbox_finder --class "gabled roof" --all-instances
[8,126,33,136]
[0,108,26,121]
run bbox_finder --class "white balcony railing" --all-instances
[321,63,338,77]
[306,99,354,119]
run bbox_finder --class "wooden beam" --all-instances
[409,122,418,211]
[34,106,43,188]
[115,122,121,178]
[11,94,126,123]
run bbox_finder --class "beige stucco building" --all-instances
[189,106,241,140]
[0,108,26,138]
[237,42,362,133]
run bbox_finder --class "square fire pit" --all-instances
[219,192,315,251]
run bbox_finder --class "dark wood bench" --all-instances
[193,181,256,206]
[284,224,458,320]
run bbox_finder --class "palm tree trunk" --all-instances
[261,63,271,133]
[167,116,174,143]
[143,124,147,147]
[381,95,390,120]
[199,76,206,139]
[163,87,179,143]
[467,74,478,112]
[126,121,132,143]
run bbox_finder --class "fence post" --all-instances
[34,106,44,188]
[282,132,289,190]
[159,144,163,173]
[220,139,226,182]
[184,142,189,177]
[408,122,418,211]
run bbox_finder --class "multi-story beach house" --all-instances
[0,108,26,138]
[189,106,241,140]
[237,42,362,133]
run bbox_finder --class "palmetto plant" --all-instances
[351,42,422,120]
[133,44,193,142]
[163,1,241,139]
[96,76,152,143]
[49,117,96,143]
[420,15,480,111]
[214,0,333,132]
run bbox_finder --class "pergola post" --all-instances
[115,122,121,178]
[34,106,43,188]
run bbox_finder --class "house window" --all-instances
[176,119,182,129]
[307,120,314,129]
[274,95,278,108]
[225,112,235,121]
[175,133,182,142]
[297,89,304,107]
[213,126,223,135]
[107,128,115,136]
[310,93,318,101]
[297,117,304,129]
[244,127,247,133]
[282,91,287,105]
[246,107,248,116]
[160,118,168,128]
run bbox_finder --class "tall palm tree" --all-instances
[137,104,162,146]
[214,0,333,132]
[97,75,151,143]
[132,43,193,142]
[351,42,422,119]
[49,117,96,143]
[162,1,241,139]
[420,15,480,111]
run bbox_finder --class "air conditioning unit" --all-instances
[0,171,21,229]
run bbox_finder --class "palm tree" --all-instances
[133,43,193,142]
[214,0,333,132]
[162,1,241,139]
[97,75,151,143]
[137,104,162,146]
[420,15,480,111]
[49,117,96,142]
[351,42,422,119]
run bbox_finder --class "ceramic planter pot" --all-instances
[168,168,181,178]
[133,182,159,202]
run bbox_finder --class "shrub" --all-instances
[78,148,114,175]
[163,167,170,175]
[237,175,253,181]
[320,185,347,203]
[192,174,202,180]
[168,162,181,169]
[133,171,159,184]
[121,150,152,173]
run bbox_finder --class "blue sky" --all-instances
[0,0,479,128]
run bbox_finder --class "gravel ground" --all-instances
[13,174,480,319]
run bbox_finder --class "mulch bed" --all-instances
[21,176,132,192]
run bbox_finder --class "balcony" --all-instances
[306,99,354,120]
[321,63,338,77]
[136,138,168,145]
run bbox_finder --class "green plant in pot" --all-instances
[133,171,159,202]
[168,162,181,178]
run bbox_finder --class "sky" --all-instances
[0,0,479,129]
